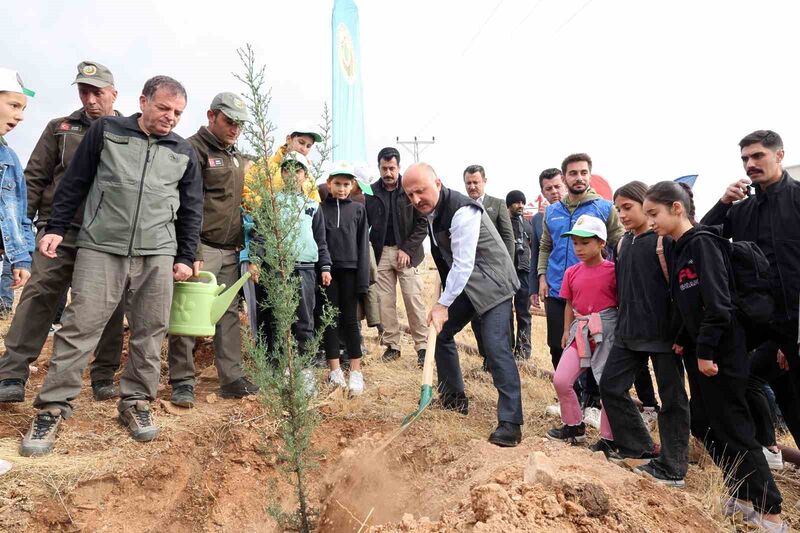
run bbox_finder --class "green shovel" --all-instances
[401,323,439,427]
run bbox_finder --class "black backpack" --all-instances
[699,231,774,347]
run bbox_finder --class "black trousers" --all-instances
[748,321,800,446]
[254,267,316,364]
[684,339,782,514]
[601,346,689,478]
[511,270,532,358]
[323,269,363,360]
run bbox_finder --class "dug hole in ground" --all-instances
[0,260,798,531]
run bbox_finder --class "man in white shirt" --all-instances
[404,162,523,447]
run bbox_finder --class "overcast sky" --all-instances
[4,0,799,215]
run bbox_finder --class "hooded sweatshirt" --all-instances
[669,225,739,361]
[614,230,674,353]
[321,195,370,294]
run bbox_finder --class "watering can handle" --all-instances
[194,271,217,285]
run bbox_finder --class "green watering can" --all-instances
[168,270,251,336]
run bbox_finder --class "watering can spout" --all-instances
[210,271,252,324]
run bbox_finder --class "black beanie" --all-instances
[506,190,526,207]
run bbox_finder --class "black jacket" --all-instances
[510,213,533,272]
[701,171,800,321]
[321,196,370,294]
[669,225,739,361]
[365,177,427,267]
[615,231,673,352]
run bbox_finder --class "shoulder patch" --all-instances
[59,122,81,132]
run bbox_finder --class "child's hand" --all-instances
[672,344,684,356]
[10,268,30,289]
[561,331,569,349]
[698,358,718,377]
[321,272,332,286]
[247,263,260,284]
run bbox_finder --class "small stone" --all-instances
[28,365,38,374]
[541,494,563,518]
[401,513,416,530]
[593,450,607,461]
[563,501,585,516]
[338,437,347,447]
[206,393,218,404]
[199,365,219,381]
[159,399,191,416]
[524,451,555,486]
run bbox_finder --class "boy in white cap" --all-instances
[0,68,35,291]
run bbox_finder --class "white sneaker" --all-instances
[348,371,364,396]
[640,407,659,430]
[327,368,346,388]
[763,447,784,471]
[583,407,601,429]
[545,403,561,418]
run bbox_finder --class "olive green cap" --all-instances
[211,92,250,123]
[72,61,114,88]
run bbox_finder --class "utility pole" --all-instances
[396,136,435,163]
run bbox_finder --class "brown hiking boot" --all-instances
[20,409,62,456]
[119,401,160,442]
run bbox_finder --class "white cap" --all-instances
[0,68,34,97]
[328,160,356,178]
[561,214,607,241]
[289,121,323,143]
[281,151,311,171]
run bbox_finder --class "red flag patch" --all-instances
[208,158,224,168]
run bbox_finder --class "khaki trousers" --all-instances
[168,245,243,387]
[0,228,123,383]
[34,249,173,417]
[375,246,427,351]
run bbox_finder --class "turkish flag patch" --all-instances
[208,158,224,168]
[59,122,71,131]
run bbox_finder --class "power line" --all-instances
[460,0,506,57]
[555,0,595,33]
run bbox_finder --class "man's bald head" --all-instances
[404,162,442,215]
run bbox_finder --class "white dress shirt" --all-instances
[428,204,482,307]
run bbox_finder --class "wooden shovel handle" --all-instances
[421,325,437,387]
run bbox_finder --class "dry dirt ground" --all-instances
[0,263,798,532]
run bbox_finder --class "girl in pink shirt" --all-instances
[546,215,618,445]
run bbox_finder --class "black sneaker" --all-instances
[438,392,469,415]
[416,349,426,369]
[546,423,586,444]
[0,378,25,403]
[91,380,119,401]
[589,438,621,459]
[20,409,62,456]
[635,461,685,488]
[119,401,160,442]
[488,421,522,447]
[170,384,195,407]
[220,377,260,399]
[382,347,401,362]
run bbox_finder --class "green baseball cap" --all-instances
[72,61,114,88]
[211,92,250,123]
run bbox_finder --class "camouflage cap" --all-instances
[211,92,250,123]
[72,61,114,88]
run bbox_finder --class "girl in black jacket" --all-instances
[644,181,784,529]
[320,165,370,395]
[599,181,690,486]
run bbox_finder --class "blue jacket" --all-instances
[0,140,34,269]
[543,194,614,297]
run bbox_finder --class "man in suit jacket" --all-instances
[463,165,515,367]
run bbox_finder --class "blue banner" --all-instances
[332,0,367,164]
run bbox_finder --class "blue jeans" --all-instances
[0,259,13,309]
[436,293,523,425]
